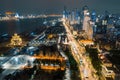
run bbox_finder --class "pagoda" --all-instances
[10,33,22,46]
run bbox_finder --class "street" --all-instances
[63,19,96,80]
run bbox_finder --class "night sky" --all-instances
[0,0,120,14]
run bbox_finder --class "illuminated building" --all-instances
[82,8,93,40]
[116,39,120,50]
[75,9,78,21]
[91,10,96,22]
[82,9,90,31]
[15,13,19,18]
[70,10,81,24]
[75,9,81,24]
[98,53,120,80]
[93,24,97,34]
[67,12,71,21]
[2,11,19,21]
[91,10,97,34]
[63,6,67,19]
[71,10,75,21]
[63,10,66,19]
[79,40,94,46]
[10,33,22,46]
[102,20,107,25]
[5,11,14,17]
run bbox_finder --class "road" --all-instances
[62,19,96,80]
[57,45,71,80]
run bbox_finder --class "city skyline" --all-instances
[0,0,120,80]
[0,0,120,14]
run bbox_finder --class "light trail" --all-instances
[62,18,96,80]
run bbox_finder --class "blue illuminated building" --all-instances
[91,10,96,22]
[63,9,65,18]
[71,10,75,21]
[75,9,80,21]
[63,6,68,19]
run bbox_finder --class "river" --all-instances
[0,17,59,36]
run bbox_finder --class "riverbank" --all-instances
[0,26,47,56]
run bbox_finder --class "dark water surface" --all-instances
[0,17,58,35]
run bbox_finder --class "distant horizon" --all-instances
[0,0,120,15]
[1,8,120,16]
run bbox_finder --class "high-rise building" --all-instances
[93,25,97,33]
[75,9,81,24]
[91,10,96,22]
[75,8,78,20]
[63,6,67,19]
[63,11,65,19]
[82,9,90,31]
[82,7,93,40]
[68,12,72,22]
[82,5,89,11]
[71,10,75,21]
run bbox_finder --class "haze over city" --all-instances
[0,0,120,80]
[0,0,120,14]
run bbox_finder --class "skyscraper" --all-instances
[63,6,67,19]
[75,9,81,24]
[82,9,90,31]
[82,7,93,40]
[91,10,96,22]
[63,10,66,19]
[71,10,75,21]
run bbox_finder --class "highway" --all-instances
[62,19,96,80]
